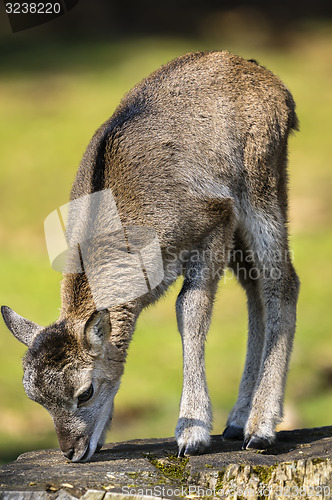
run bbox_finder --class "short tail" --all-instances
[287,93,299,133]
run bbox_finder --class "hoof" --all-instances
[242,435,273,450]
[222,425,244,441]
[177,442,208,458]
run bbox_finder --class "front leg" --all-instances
[175,262,218,457]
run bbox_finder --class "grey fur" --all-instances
[1,51,299,461]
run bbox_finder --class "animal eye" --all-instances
[77,384,94,404]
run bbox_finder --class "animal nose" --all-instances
[63,448,75,460]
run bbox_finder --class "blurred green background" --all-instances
[0,1,331,465]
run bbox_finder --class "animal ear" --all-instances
[82,309,111,356]
[1,305,42,347]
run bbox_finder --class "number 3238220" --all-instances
[5,3,62,14]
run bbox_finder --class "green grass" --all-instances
[1,29,332,464]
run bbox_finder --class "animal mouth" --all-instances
[67,399,115,462]
[80,444,92,462]
[71,440,95,463]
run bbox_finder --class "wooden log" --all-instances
[1,426,331,499]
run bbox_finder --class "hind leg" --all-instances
[223,233,265,440]
[240,210,299,449]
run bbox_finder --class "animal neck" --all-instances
[60,272,95,324]
[60,271,140,360]
[107,303,140,359]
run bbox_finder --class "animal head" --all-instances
[1,306,124,462]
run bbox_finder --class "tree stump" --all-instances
[0,426,331,499]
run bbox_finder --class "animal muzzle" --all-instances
[59,434,92,462]
[54,420,92,462]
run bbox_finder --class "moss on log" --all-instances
[0,426,332,499]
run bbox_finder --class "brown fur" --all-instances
[1,51,299,461]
